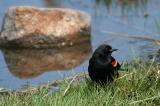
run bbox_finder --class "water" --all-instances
[0,0,160,89]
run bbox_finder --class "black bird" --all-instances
[88,44,120,85]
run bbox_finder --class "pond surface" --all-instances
[0,0,160,90]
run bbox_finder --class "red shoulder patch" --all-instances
[111,59,118,67]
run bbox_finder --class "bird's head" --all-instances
[97,44,118,56]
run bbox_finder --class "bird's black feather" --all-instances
[88,44,120,85]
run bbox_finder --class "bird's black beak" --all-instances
[110,49,118,53]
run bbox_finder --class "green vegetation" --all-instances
[0,60,160,106]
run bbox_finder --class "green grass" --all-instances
[0,60,160,106]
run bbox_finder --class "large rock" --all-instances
[0,6,91,48]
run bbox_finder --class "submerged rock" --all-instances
[0,6,91,48]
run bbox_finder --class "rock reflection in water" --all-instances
[2,42,91,79]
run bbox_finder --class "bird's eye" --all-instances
[109,49,112,52]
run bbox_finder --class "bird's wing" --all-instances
[111,57,121,69]
[93,57,111,68]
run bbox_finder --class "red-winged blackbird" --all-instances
[88,44,120,85]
